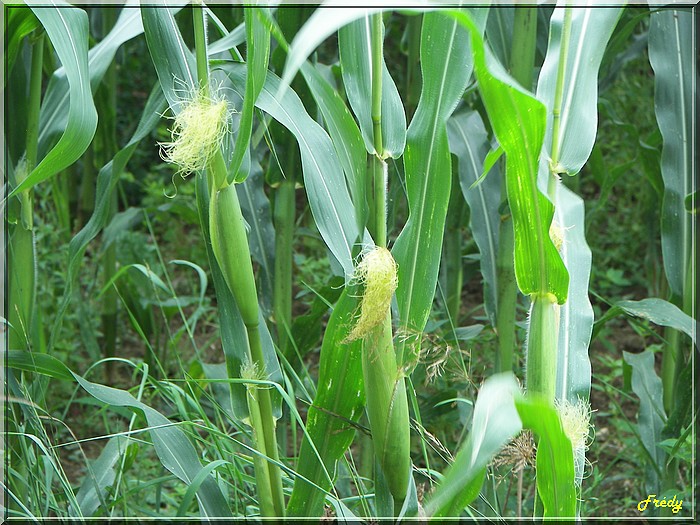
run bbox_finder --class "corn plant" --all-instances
[3,2,696,520]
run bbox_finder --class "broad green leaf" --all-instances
[536,5,623,176]
[338,16,406,158]
[141,2,197,109]
[221,63,364,277]
[617,298,696,344]
[280,7,386,92]
[286,287,364,517]
[301,62,368,234]
[484,6,513,67]
[552,182,594,407]
[73,436,129,516]
[5,7,40,82]
[255,7,368,231]
[426,373,522,517]
[447,111,500,326]
[516,397,576,518]
[38,0,156,157]
[230,7,270,182]
[648,8,693,299]
[11,2,97,197]
[393,9,487,350]
[238,159,275,314]
[444,9,569,302]
[623,350,667,494]
[6,351,232,517]
[49,87,167,352]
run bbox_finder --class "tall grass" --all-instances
[4,2,696,520]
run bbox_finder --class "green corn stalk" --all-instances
[191,6,283,516]
[359,13,411,512]
[9,29,43,353]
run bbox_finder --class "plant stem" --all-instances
[443,171,465,323]
[525,294,559,402]
[549,6,573,176]
[9,30,43,352]
[193,6,284,516]
[371,13,384,156]
[496,214,517,373]
[274,140,297,362]
[101,7,119,383]
[510,7,537,90]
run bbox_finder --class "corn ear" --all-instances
[362,314,411,505]
[209,183,259,327]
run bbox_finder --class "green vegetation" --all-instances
[3,4,696,520]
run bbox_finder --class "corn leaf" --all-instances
[536,5,624,176]
[617,298,696,344]
[5,351,232,517]
[447,110,501,326]
[221,63,363,277]
[515,397,576,518]
[445,9,569,303]
[141,3,197,109]
[648,8,693,299]
[338,16,406,158]
[551,183,593,405]
[38,0,154,158]
[426,373,522,517]
[286,287,364,517]
[11,2,97,197]
[623,350,667,494]
[237,160,275,314]
[301,62,368,234]
[393,9,487,353]
[5,8,40,84]
[73,436,129,516]
[280,7,386,93]
[231,7,269,182]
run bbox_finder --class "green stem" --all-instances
[9,30,44,351]
[274,143,296,361]
[369,156,388,248]
[101,8,119,383]
[549,6,573,174]
[525,294,559,402]
[245,378,276,517]
[405,14,422,121]
[509,7,537,90]
[192,7,283,515]
[495,213,517,373]
[443,171,465,323]
[246,325,286,516]
[371,13,384,156]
